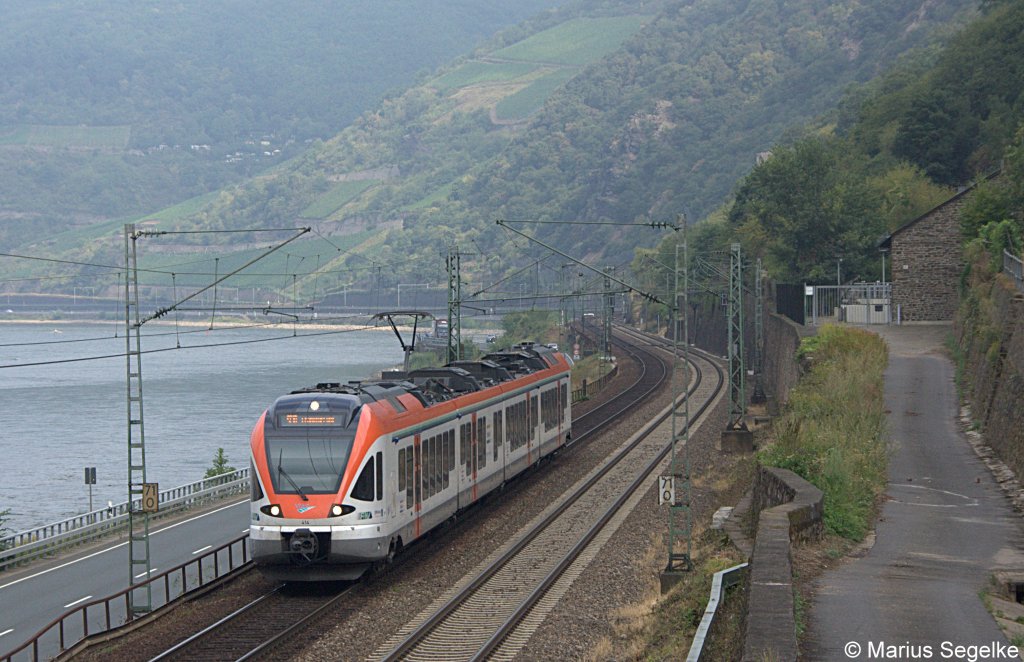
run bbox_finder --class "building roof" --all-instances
[878,169,1002,250]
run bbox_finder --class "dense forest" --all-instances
[637,0,1023,289]
[0,0,557,248]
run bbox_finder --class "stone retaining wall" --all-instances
[762,312,807,415]
[958,274,1024,482]
[743,467,824,662]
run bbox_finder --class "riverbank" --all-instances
[0,316,504,337]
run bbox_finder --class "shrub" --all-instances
[759,325,888,540]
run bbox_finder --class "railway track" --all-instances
[373,328,724,661]
[143,328,696,662]
[149,583,357,662]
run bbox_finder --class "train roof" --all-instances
[290,342,565,408]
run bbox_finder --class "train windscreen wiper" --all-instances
[277,449,309,501]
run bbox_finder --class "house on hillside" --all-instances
[878,171,1000,322]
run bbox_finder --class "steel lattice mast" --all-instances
[727,242,746,428]
[665,236,694,577]
[124,224,152,615]
[447,247,462,364]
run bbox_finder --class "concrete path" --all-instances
[805,324,1024,661]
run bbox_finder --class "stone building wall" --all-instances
[890,193,968,321]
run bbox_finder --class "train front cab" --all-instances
[250,396,397,581]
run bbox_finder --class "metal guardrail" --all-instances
[0,469,249,571]
[686,562,748,662]
[1005,250,1024,292]
[1,534,250,662]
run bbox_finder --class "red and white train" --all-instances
[249,342,572,581]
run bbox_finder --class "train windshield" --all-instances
[264,410,360,495]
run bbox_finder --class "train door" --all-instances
[458,421,473,508]
[414,436,422,537]
[526,392,534,465]
[493,410,504,482]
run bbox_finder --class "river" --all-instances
[0,322,403,533]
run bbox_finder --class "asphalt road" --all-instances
[0,499,249,658]
[806,324,1024,660]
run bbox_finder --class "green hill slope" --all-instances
[9,0,978,303]
[0,0,559,250]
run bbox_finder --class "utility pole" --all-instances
[447,247,462,363]
[722,242,753,451]
[124,224,153,616]
[752,257,766,404]
[662,221,693,591]
[728,243,746,426]
[603,266,614,360]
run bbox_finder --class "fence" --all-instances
[0,469,249,571]
[1,534,250,662]
[571,363,618,402]
[775,284,806,325]
[1006,250,1024,292]
[808,283,892,326]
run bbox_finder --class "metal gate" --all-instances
[808,283,891,325]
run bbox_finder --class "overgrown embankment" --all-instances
[759,325,889,541]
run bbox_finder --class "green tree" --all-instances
[727,136,883,283]
[205,448,236,479]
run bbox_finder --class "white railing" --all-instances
[686,562,748,661]
[1005,250,1024,292]
[0,468,249,571]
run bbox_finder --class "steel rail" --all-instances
[147,583,355,662]
[474,342,724,660]
[380,331,720,661]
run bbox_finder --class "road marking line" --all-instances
[0,628,13,638]
[134,568,158,579]
[242,528,250,534]
[192,546,212,555]
[63,595,92,609]
[0,499,247,592]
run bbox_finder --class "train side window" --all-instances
[460,423,471,473]
[351,456,375,502]
[435,435,443,492]
[398,448,406,495]
[376,451,383,501]
[427,436,436,498]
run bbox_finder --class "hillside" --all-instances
[5,0,977,304]
[0,0,558,249]
[645,0,1023,287]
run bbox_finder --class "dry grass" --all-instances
[584,454,756,660]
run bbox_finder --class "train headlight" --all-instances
[259,504,282,517]
[329,504,355,517]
